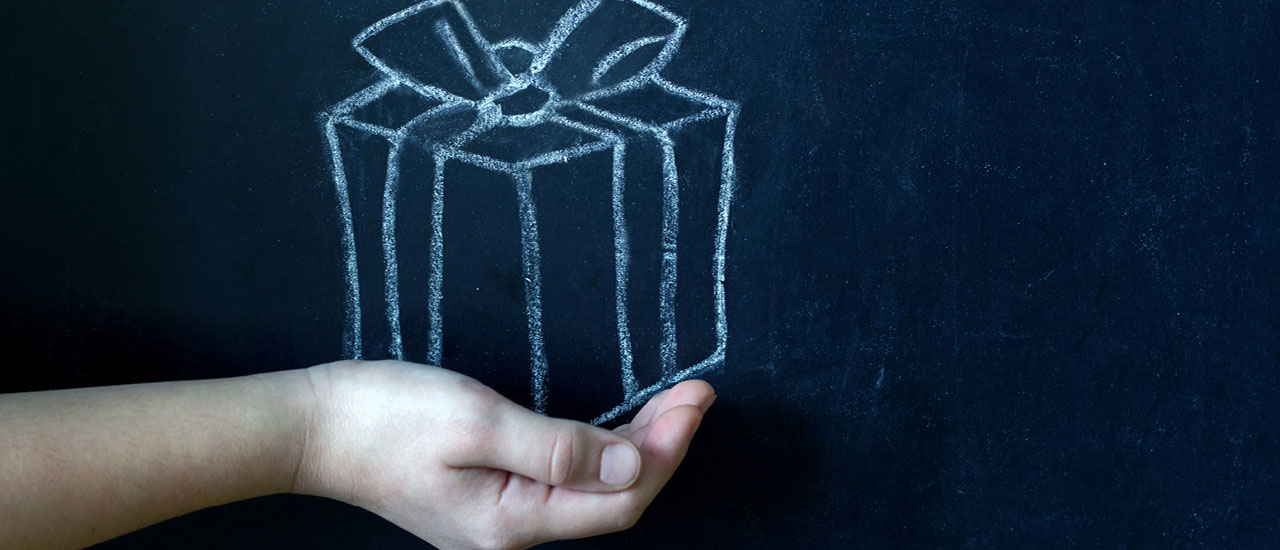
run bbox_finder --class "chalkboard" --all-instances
[2,0,1277,547]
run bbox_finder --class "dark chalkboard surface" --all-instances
[2,0,1277,547]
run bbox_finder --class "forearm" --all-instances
[0,369,314,549]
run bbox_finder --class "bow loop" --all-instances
[353,0,510,103]
[533,0,685,100]
[355,0,686,106]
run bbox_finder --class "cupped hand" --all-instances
[294,360,715,550]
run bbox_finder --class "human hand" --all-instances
[294,360,715,550]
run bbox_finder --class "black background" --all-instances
[3,0,1279,547]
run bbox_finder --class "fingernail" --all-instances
[699,394,717,414]
[600,443,641,487]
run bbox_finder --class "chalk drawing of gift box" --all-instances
[322,0,739,424]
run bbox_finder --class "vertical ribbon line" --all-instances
[659,133,679,376]
[714,107,740,355]
[428,152,447,366]
[383,142,405,360]
[515,169,550,414]
[612,143,638,399]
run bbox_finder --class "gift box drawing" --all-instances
[322,0,739,424]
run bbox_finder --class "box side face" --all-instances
[614,137,670,389]
[670,116,730,370]
[331,124,397,359]
[559,105,731,387]
[329,120,444,362]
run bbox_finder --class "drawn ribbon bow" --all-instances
[351,0,688,134]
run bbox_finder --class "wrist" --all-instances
[289,362,359,502]
[238,368,323,498]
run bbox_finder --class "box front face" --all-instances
[435,143,625,418]
[436,159,535,405]
[527,148,627,420]
[330,124,397,359]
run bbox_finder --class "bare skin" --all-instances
[0,360,715,550]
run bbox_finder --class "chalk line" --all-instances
[494,38,542,53]
[715,106,740,353]
[382,142,405,360]
[662,106,731,133]
[611,143,639,399]
[590,346,724,426]
[326,78,400,118]
[434,18,484,93]
[659,135,679,376]
[339,119,399,140]
[324,118,363,360]
[352,0,511,104]
[514,169,550,414]
[427,152,447,366]
[591,35,669,86]
[352,1,468,104]
[531,0,605,74]
[449,0,512,83]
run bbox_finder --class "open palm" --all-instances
[298,361,715,550]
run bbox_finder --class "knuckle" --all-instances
[469,531,520,550]
[454,417,497,460]
[622,506,644,530]
[451,379,505,421]
[446,389,503,460]
[325,359,357,368]
[453,373,495,394]
[449,376,501,417]
[458,389,497,421]
[548,426,577,486]
[451,420,489,459]
[613,509,642,532]
[615,495,647,531]
[321,359,364,373]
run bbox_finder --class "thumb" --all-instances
[458,403,643,492]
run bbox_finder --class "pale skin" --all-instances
[0,360,716,550]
